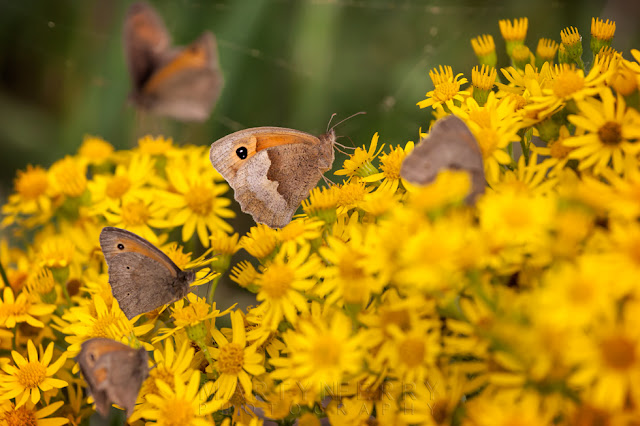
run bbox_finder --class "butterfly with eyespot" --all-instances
[209,114,364,228]
[76,338,149,418]
[99,226,195,319]
[123,1,223,121]
[400,114,486,204]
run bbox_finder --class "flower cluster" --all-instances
[1,14,640,426]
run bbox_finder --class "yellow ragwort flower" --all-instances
[49,156,87,198]
[417,67,469,110]
[0,400,69,426]
[0,287,56,329]
[499,17,528,56]
[471,34,497,67]
[0,340,67,407]
[77,135,114,165]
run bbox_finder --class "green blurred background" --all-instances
[1,0,639,307]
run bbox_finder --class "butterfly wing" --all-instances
[123,2,171,91]
[400,115,485,203]
[99,227,192,319]
[102,348,149,417]
[138,32,223,121]
[210,128,334,228]
[76,339,148,418]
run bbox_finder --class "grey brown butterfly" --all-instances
[209,127,336,228]
[400,114,485,203]
[123,1,223,121]
[99,226,195,319]
[76,338,149,418]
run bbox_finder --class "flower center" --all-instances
[0,301,28,319]
[433,82,460,102]
[338,251,366,281]
[338,182,368,209]
[311,335,340,368]
[549,139,573,158]
[92,313,126,337]
[380,148,405,180]
[380,309,411,332]
[106,175,132,199]
[217,342,245,375]
[597,121,622,146]
[260,264,293,299]
[552,70,584,98]
[185,184,214,216]
[15,166,48,200]
[600,335,636,370]
[3,406,37,426]
[398,337,425,367]
[161,398,194,426]
[17,361,46,389]
[121,200,151,226]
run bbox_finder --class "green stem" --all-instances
[0,260,9,287]
[576,56,585,70]
[197,340,216,372]
[520,138,530,163]
[207,275,221,304]
[61,280,72,307]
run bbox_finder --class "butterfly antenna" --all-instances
[333,138,357,151]
[329,111,366,133]
[326,113,338,133]
[321,174,336,187]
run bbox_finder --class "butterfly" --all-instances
[400,114,485,203]
[123,1,223,121]
[99,226,195,319]
[76,338,149,418]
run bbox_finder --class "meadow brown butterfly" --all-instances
[400,115,486,203]
[99,226,195,319]
[76,338,149,418]
[123,1,223,121]
[209,126,336,228]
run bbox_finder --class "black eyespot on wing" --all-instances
[236,146,248,160]
[117,243,125,250]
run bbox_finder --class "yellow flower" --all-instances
[206,310,265,402]
[591,17,616,54]
[25,268,57,304]
[532,125,576,176]
[154,294,233,342]
[278,219,323,248]
[77,135,114,165]
[103,195,169,244]
[254,245,321,330]
[62,294,153,355]
[138,371,219,425]
[471,34,497,67]
[240,224,279,261]
[135,340,195,413]
[417,66,469,110]
[230,261,259,289]
[1,165,53,228]
[567,302,640,410]
[464,390,556,426]
[0,287,56,328]
[49,156,87,198]
[499,17,528,58]
[336,180,370,214]
[37,236,75,269]
[536,38,559,65]
[530,63,611,119]
[0,400,69,426]
[209,230,241,257]
[334,132,384,178]
[87,153,157,214]
[317,228,385,306]
[404,170,472,212]
[301,186,340,223]
[136,135,175,156]
[0,340,67,407]
[565,90,640,175]
[270,311,367,397]
[362,143,414,192]
[160,166,234,247]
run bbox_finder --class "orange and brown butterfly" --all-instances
[76,338,149,418]
[400,114,486,203]
[123,1,223,121]
[99,226,195,319]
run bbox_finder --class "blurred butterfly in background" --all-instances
[76,338,149,418]
[123,1,223,121]
[400,114,486,204]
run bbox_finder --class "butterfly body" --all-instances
[124,2,223,121]
[76,338,149,418]
[400,115,485,203]
[99,227,194,319]
[210,127,335,228]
